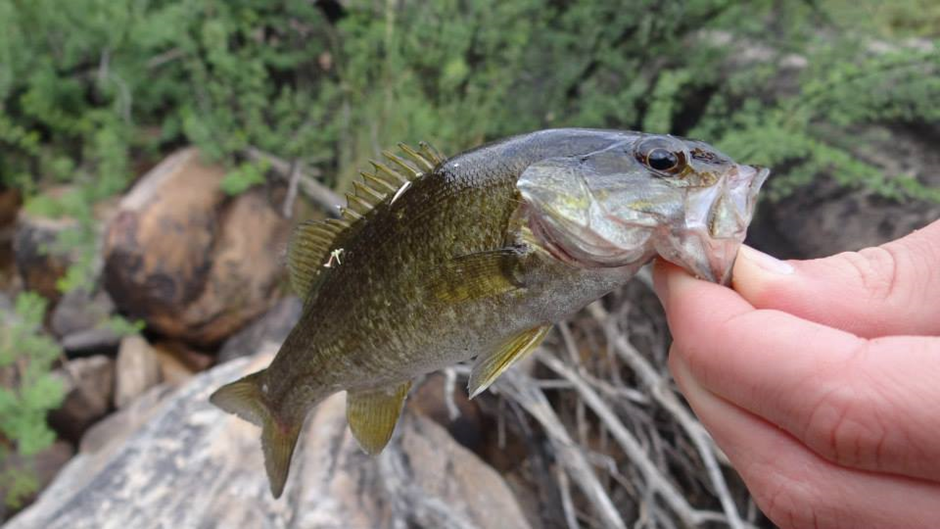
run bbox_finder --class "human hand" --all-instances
[653,220,940,528]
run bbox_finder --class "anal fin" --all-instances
[346,381,412,454]
[469,326,552,398]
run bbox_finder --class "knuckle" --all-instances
[746,462,829,529]
[841,247,900,303]
[801,354,889,468]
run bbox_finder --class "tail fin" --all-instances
[210,370,302,498]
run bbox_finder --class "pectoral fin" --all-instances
[346,382,412,454]
[427,247,528,303]
[469,325,552,398]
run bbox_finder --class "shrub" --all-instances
[0,293,65,508]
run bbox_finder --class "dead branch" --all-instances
[588,302,746,529]
[244,147,343,215]
[282,159,302,218]
[539,353,722,528]
[490,368,628,529]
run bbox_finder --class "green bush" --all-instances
[0,293,65,508]
[2,0,937,207]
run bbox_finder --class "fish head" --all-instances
[517,133,769,284]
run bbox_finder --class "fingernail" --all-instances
[738,246,793,275]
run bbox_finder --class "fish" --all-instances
[210,128,769,498]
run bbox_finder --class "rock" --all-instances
[102,148,292,346]
[217,295,302,363]
[114,335,162,408]
[60,327,121,356]
[79,384,175,455]
[12,209,76,303]
[49,356,115,443]
[0,185,20,228]
[152,344,195,386]
[0,186,19,287]
[151,340,214,373]
[50,289,115,338]
[11,188,117,303]
[0,440,74,521]
[7,352,533,529]
[748,125,940,259]
[408,372,485,452]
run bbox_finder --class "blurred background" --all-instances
[1,0,938,527]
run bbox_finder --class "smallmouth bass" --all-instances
[211,128,769,497]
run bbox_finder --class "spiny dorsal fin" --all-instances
[286,142,446,299]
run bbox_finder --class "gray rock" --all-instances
[50,289,115,338]
[49,356,115,443]
[61,327,122,356]
[114,335,162,408]
[7,351,533,529]
[217,295,303,363]
[80,384,176,455]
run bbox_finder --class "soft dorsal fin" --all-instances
[286,143,445,299]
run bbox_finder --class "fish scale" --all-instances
[210,128,769,498]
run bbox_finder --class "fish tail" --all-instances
[209,370,302,499]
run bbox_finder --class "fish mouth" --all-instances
[665,163,769,284]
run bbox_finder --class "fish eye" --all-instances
[634,138,687,176]
[646,148,679,172]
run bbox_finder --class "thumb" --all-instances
[732,219,940,338]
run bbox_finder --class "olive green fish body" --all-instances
[210,129,769,498]
[269,130,640,404]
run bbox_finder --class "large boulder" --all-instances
[217,295,303,363]
[102,148,292,346]
[6,351,533,529]
[748,125,940,258]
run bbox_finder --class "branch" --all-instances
[492,369,627,529]
[588,303,747,529]
[539,353,709,528]
[244,147,343,216]
[282,159,302,218]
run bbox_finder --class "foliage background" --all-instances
[1,0,938,511]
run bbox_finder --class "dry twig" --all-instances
[588,302,746,529]
[244,147,343,215]
[491,369,628,529]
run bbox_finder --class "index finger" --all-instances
[654,260,940,482]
